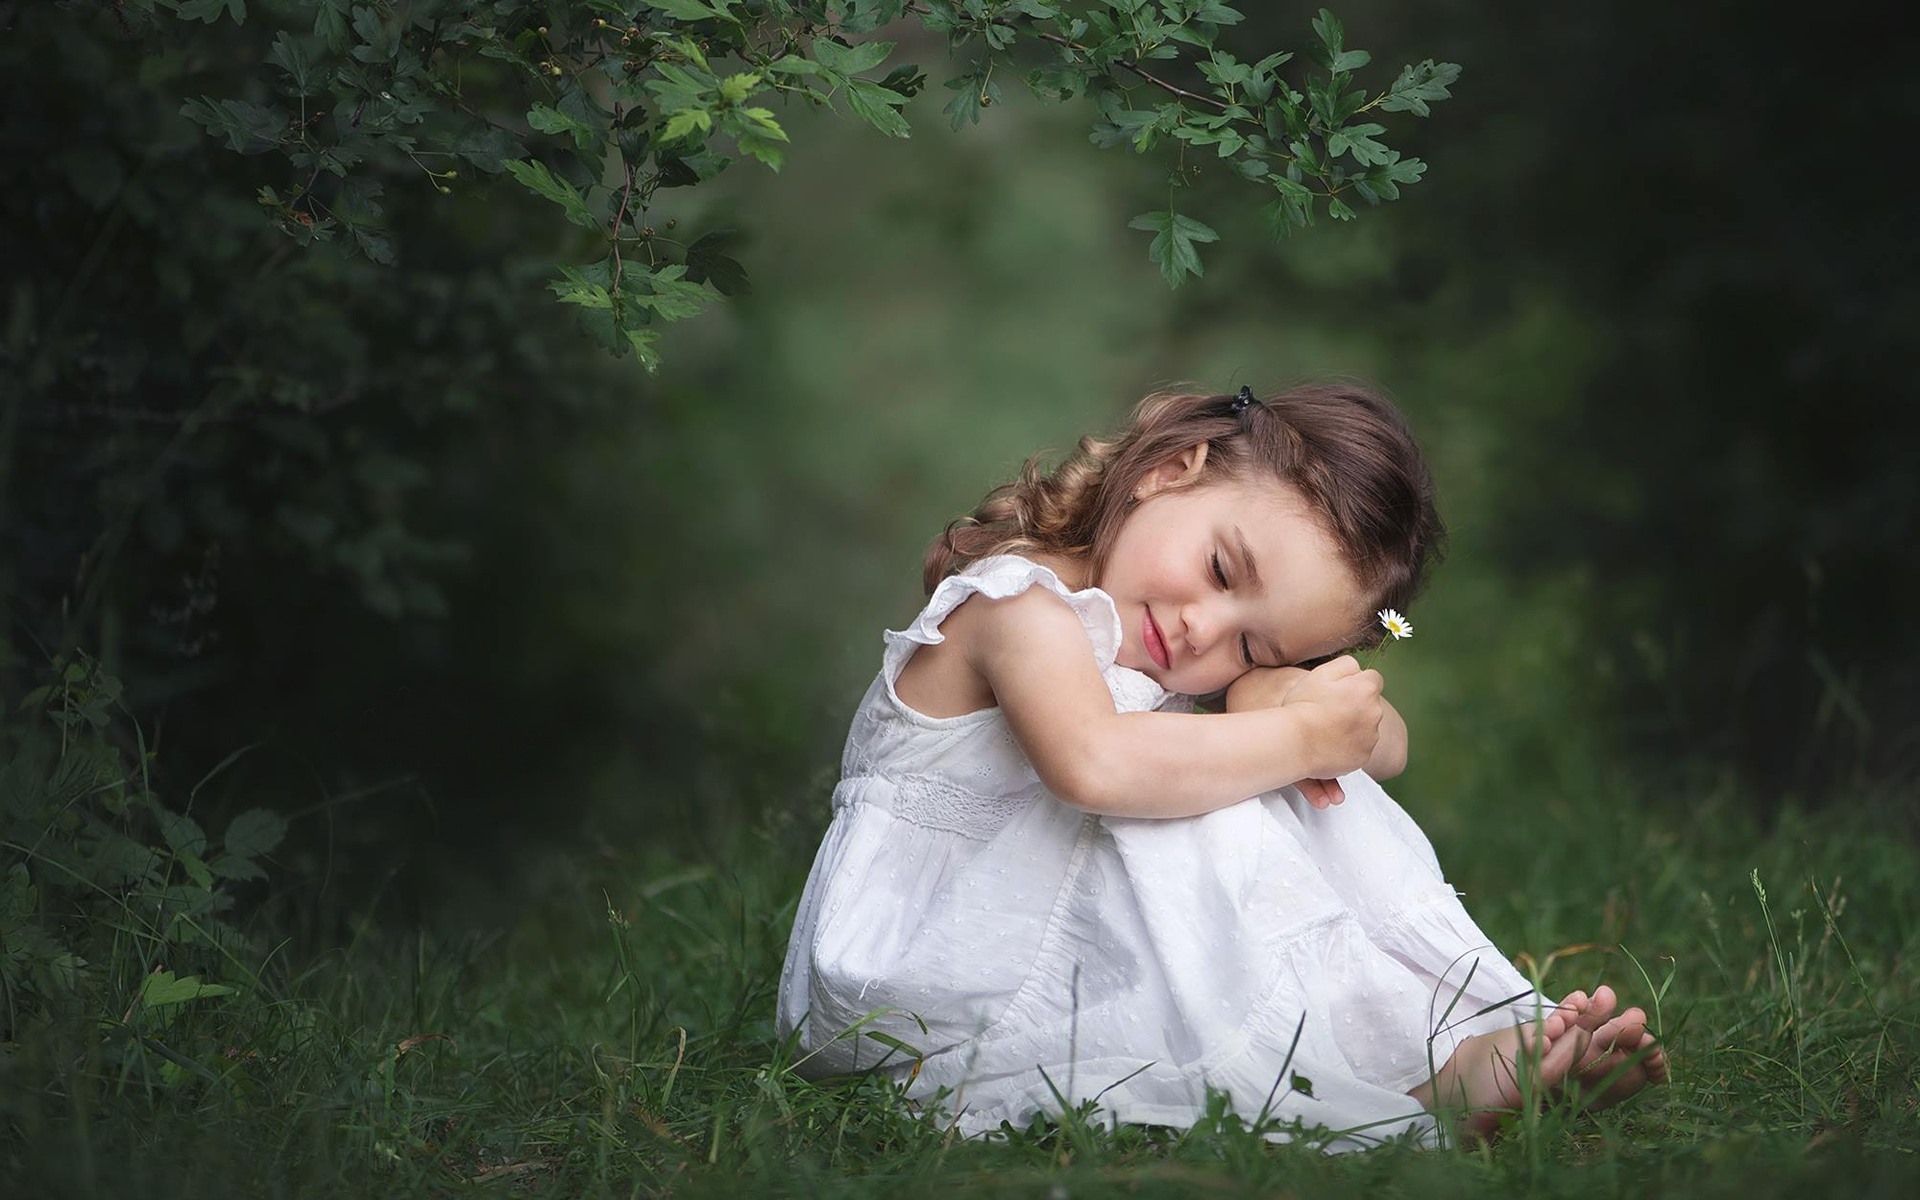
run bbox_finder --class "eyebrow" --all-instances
[1231,526,1264,594]
[1230,525,1286,666]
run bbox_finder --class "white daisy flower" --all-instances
[1378,608,1413,640]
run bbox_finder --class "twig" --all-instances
[902,0,1230,113]
[611,163,636,293]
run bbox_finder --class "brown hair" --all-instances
[922,379,1446,659]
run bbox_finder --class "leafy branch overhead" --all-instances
[160,0,1459,368]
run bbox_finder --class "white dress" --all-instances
[776,553,1548,1150]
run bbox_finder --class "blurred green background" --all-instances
[5,0,1915,896]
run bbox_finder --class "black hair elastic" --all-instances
[1228,385,1257,417]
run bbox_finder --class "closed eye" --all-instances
[1211,551,1255,668]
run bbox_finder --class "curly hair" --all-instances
[922,379,1447,658]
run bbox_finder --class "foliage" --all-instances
[0,0,1458,848]
[0,652,289,1074]
[130,0,1458,366]
[2,1,638,821]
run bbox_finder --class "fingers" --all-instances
[1297,777,1348,809]
[1311,655,1383,691]
[1311,654,1361,678]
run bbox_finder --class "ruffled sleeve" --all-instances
[880,554,1123,726]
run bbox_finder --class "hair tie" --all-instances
[1228,385,1257,418]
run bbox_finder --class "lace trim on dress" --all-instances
[886,772,1031,842]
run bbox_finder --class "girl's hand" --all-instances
[1226,666,1345,808]
[1277,655,1385,781]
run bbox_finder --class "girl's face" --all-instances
[1095,444,1373,696]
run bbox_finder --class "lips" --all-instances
[1143,609,1171,670]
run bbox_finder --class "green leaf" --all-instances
[156,810,208,859]
[210,855,268,883]
[943,71,997,131]
[685,228,752,296]
[726,107,789,170]
[628,264,721,321]
[348,3,399,64]
[313,0,349,50]
[1264,178,1314,238]
[549,267,614,310]
[181,97,287,154]
[224,808,287,858]
[1381,154,1427,184]
[645,63,714,111]
[844,1,910,34]
[139,970,237,1010]
[1311,8,1344,57]
[846,79,911,138]
[1380,59,1461,117]
[455,126,522,174]
[1089,94,1161,149]
[334,175,394,264]
[625,327,662,372]
[812,38,894,77]
[765,54,823,77]
[91,835,162,886]
[529,103,599,151]
[175,0,245,24]
[1331,49,1371,72]
[505,159,599,228]
[661,109,713,142]
[1327,196,1356,220]
[1,865,35,931]
[266,31,316,94]
[644,0,726,19]
[177,851,215,891]
[1327,122,1389,166]
[717,71,763,105]
[1129,208,1218,287]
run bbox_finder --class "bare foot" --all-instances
[1410,1000,1593,1145]
[1570,1000,1670,1110]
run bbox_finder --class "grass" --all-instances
[4,754,1918,1199]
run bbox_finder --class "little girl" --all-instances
[776,382,1667,1148]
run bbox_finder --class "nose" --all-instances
[1179,600,1232,664]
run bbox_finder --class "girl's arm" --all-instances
[951,587,1385,819]
[1226,666,1409,781]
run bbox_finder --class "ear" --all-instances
[1134,441,1210,501]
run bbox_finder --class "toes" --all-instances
[1586,1010,1648,1061]
[1584,1033,1670,1109]
[1587,984,1618,1025]
[1514,1021,1543,1057]
[1539,1026,1591,1088]
[1643,1036,1669,1083]
[1571,986,1616,1033]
